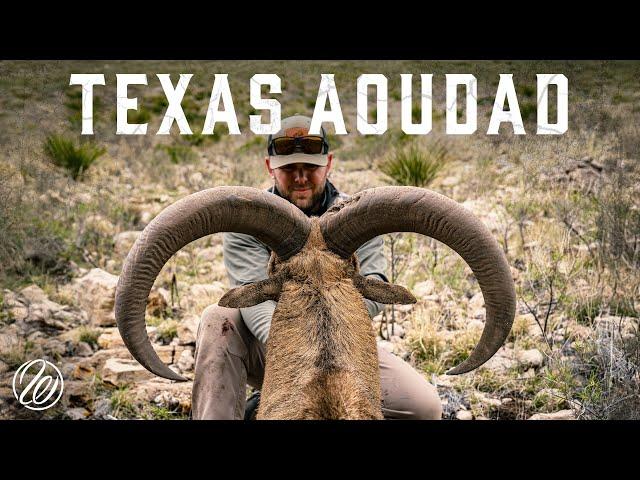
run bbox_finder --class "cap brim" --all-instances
[269,153,328,168]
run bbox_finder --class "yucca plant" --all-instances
[43,135,106,180]
[380,142,447,188]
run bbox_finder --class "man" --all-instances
[192,115,442,420]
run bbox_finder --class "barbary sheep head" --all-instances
[115,186,515,383]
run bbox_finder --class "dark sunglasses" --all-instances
[268,135,329,156]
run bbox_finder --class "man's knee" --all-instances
[196,304,247,358]
[411,382,443,420]
[379,346,443,420]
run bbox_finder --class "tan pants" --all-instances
[192,304,442,420]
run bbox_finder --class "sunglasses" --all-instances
[268,135,329,156]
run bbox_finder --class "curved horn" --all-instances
[319,186,515,375]
[115,186,311,381]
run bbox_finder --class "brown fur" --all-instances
[219,219,415,419]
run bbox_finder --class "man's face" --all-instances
[265,127,333,212]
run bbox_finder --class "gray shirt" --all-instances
[222,185,388,345]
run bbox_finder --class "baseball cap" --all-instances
[267,115,330,168]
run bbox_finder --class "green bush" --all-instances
[127,108,151,125]
[162,144,195,164]
[156,319,178,344]
[78,326,102,348]
[520,101,537,121]
[43,135,106,180]
[380,143,447,187]
[110,387,139,419]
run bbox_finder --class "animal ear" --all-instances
[353,275,417,305]
[218,277,283,308]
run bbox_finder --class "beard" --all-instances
[275,179,326,213]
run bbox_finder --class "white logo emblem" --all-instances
[12,359,64,411]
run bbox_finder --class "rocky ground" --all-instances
[3,250,631,420]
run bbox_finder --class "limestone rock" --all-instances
[97,328,125,350]
[72,363,96,381]
[474,392,502,408]
[155,345,175,364]
[64,380,93,404]
[92,398,113,419]
[132,379,192,412]
[79,347,134,372]
[19,285,50,304]
[73,268,119,327]
[74,342,94,357]
[177,349,195,372]
[13,285,76,331]
[2,290,28,322]
[456,410,473,420]
[65,408,90,420]
[43,338,68,357]
[97,326,159,350]
[516,348,545,369]
[528,409,576,420]
[483,352,517,373]
[102,358,154,386]
[0,330,20,352]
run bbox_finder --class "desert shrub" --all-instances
[110,387,139,419]
[520,101,537,121]
[148,95,169,114]
[236,136,263,154]
[142,405,188,420]
[78,326,102,348]
[380,142,447,188]
[162,144,196,164]
[0,340,38,369]
[570,319,640,419]
[127,108,151,125]
[43,135,106,180]
[156,319,178,344]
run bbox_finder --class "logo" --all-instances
[12,359,64,411]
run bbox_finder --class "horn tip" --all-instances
[166,371,189,382]
[445,363,474,375]
[153,364,189,382]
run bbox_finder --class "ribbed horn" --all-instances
[320,186,515,374]
[115,186,311,381]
